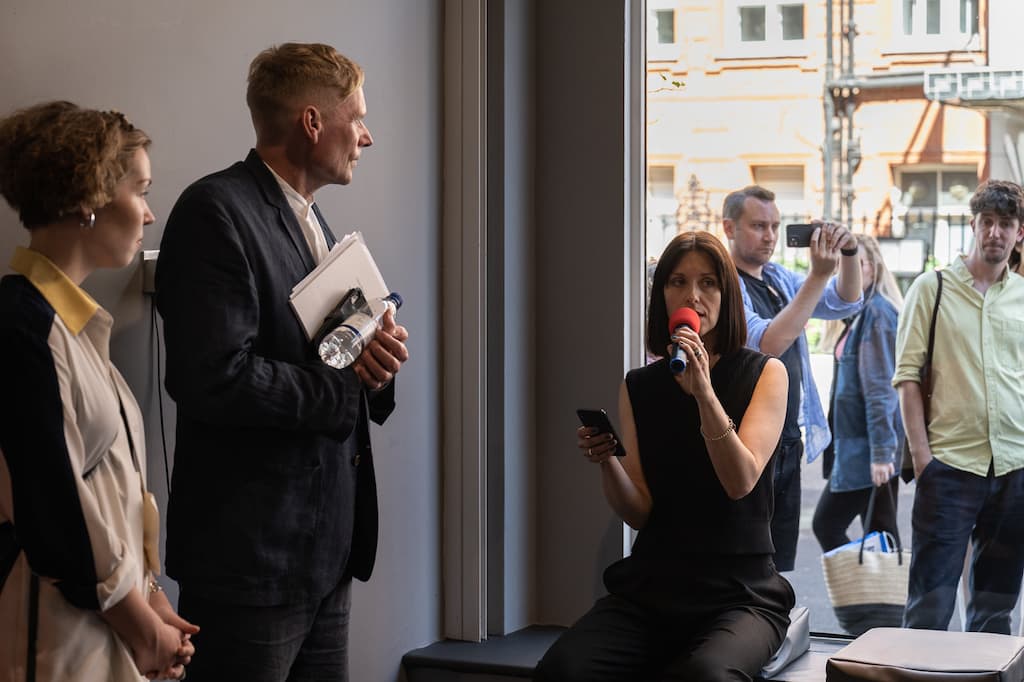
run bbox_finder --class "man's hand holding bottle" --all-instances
[353,308,409,391]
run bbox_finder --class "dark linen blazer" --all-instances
[155,150,394,605]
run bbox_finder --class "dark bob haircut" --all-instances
[646,231,746,360]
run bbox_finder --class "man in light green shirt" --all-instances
[894,179,1024,633]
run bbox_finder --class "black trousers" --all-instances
[811,477,899,552]
[533,560,793,682]
[177,577,352,682]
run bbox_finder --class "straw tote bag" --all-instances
[821,485,909,636]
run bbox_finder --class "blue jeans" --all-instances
[904,458,1024,633]
[177,578,352,682]
[770,439,803,572]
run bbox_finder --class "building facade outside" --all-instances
[646,0,1023,283]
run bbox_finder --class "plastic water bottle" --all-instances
[318,292,403,369]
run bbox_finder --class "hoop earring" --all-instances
[79,212,95,229]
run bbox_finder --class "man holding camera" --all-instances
[723,185,862,571]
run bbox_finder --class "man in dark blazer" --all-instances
[154,43,409,682]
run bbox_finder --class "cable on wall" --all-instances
[149,298,172,495]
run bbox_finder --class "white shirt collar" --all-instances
[264,162,313,219]
[263,162,329,264]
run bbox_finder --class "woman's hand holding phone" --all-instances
[576,408,626,461]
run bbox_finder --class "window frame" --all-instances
[721,0,811,58]
[891,165,979,264]
[893,165,978,217]
[648,0,679,62]
[889,0,979,54]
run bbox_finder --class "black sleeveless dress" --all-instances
[603,349,794,629]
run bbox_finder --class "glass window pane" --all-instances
[655,9,675,44]
[649,166,675,198]
[960,0,978,34]
[900,172,938,209]
[740,6,767,42]
[903,0,915,36]
[781,4,805,40]
[926,0,941,34]
[940,171,977,209]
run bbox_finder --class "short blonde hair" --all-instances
[0,101,150,228]
[246,42,365,143]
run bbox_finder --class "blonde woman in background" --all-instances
[0,101,196,680]
[812,235,904,559]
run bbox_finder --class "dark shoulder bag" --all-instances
[900,270,943,483]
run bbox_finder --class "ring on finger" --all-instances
[587,447,593,456]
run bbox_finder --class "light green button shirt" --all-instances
[893,256,1024,477]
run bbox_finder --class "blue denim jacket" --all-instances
[829,291,904,492]
[739,263,863,463]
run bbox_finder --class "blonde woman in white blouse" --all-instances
[0,101,196,681]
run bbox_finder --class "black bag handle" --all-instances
[858,483,904,565]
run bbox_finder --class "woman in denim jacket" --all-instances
[812,235,904,552]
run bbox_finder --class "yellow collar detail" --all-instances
[9,247,99,335]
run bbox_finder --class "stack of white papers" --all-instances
[289,231,390,341]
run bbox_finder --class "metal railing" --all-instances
[652,211,975,284]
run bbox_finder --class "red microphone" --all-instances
[668,307,701,374]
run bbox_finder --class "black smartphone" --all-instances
[576,408,626,457]
[786,223,815,248]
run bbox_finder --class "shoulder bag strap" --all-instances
[925,270,943,367]
[900,271,944,482]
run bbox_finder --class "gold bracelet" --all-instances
[700,418,736,442]
[148,578,163,595]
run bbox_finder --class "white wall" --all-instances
[0,2,442,680]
